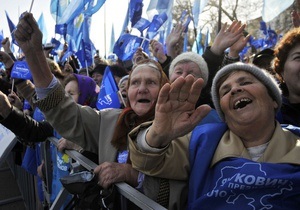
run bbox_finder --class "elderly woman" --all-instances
[14,12,170,208]
[129,62,300,209]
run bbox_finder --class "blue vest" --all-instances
[188,123,300,210]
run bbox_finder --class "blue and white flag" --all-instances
[133,18,151,35]
[96,66,121,110]
[113,33,143,61]
[129,0,144,27]
[147,12,168,39]
[10,61,32,80]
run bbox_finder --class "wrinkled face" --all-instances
[170,61,202,83]
[92,73,103,85]
[219,71,278,129]
[127,66,161,116]
[283,44,300,102]
[65,80,79,103]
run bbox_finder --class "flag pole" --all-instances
[29,0,35,13]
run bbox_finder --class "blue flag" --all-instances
[55,24,67,38]
[192,0,209,28]
[5,11,18,46]
[147,12,168,39]
[129,0,144,27]
[11,61,32,80]
[120,6,130,37]
[132,18,151,35]
[75,15,93,68]
[113,33,143,61]
[192,29,203,55]
[38,13,48,44]
[109,24,116,53]
[51,38,62,50]
[96,66,121,110]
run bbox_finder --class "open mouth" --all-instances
[234,98,252,109]
[137,99,151,103]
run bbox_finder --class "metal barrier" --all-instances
[1,138,37,210]
[47,137,167,210]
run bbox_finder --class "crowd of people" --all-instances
[0,8,299,210]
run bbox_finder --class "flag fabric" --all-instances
[5,11,17,46]
[183,33,188,52]
[55,24,67,38]
[10,61,33,80]
[51,38,62,50]
[147,12,168,39]
[120,6,130,36]
[76,15,93,67]
[204,29,210,51]
[129,0,144,27]
[132,18,151,36]
[76,39,93,68]
[50,0,70,23]
[38,13,48,44]
[192,0,209,28]
[96,66,121,110]
[260,21,268,35]
[262,0,293,22]
[192,29,203,55]
[85,0,106,16]
[54,0,85,24]
[109,24,116,53]
[146,0,172,21]
[113,33,143,61]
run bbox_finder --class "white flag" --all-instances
[262,0,294,22]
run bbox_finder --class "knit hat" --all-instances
[169,52,209,87]
[211,62,282,121]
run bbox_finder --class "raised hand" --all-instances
[166,22,185,58]
[149,39,167,63]
[146,75,211,148]
[211,20,246,55]
[14,12,53,88]
[228,34,251,58]
[0,51,14,69]
[14,12,43,54]
[1,38,13,54]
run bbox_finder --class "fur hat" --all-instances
[169,52,209,87]
[211,62,282,121]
